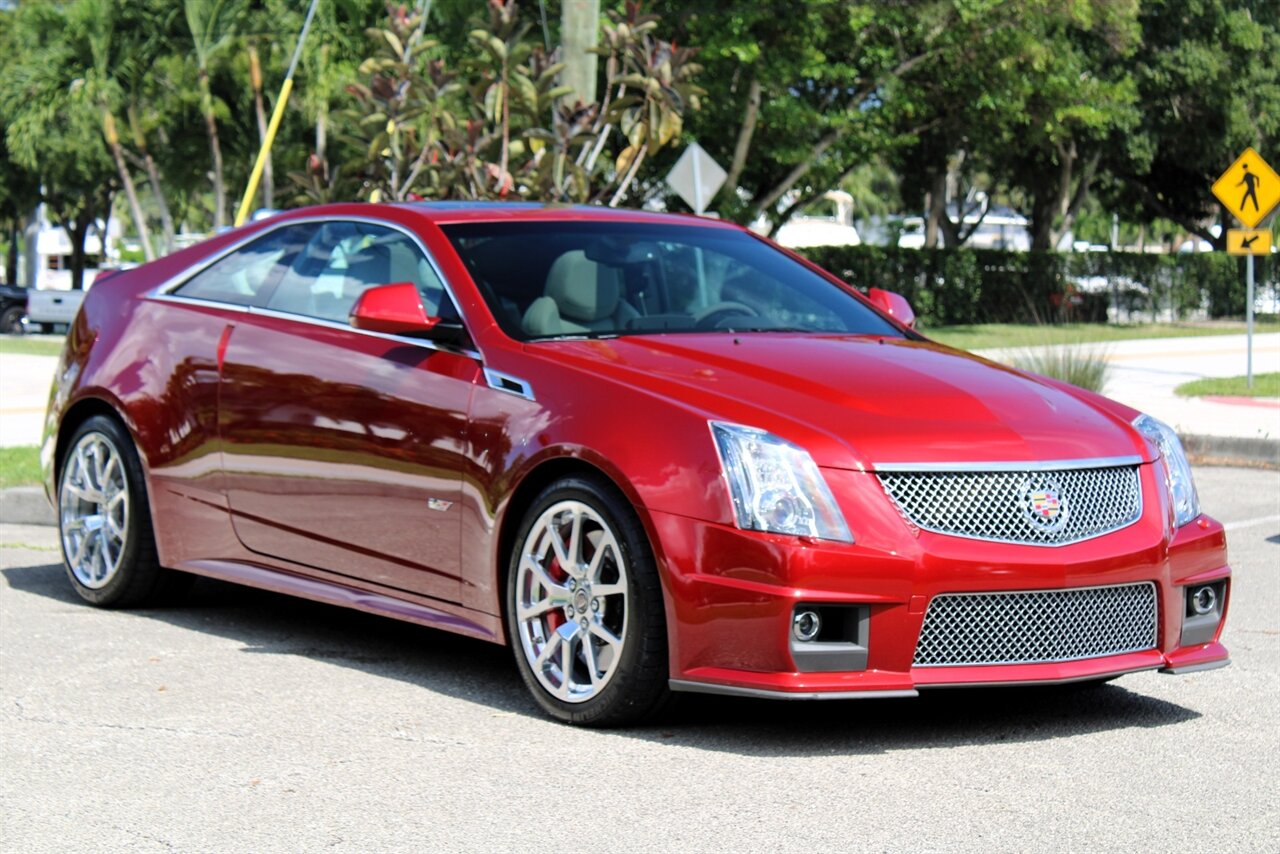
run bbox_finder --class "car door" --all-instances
[142,223,309,513]
[217,219,479,602]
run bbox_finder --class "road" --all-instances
[1,466,1276,852]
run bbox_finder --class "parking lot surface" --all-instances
[2,467,1277,852]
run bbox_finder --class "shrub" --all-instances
[1009,344,1111,394]
[798,245,1278,327]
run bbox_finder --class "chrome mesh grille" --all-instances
[876,465,1142,546]
[913,583,1158,667]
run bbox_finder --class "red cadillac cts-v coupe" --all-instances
[42,203,1230,725]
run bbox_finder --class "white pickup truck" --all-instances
[27,268,137,332]
[26,288,87,332]
[23,221,113,333]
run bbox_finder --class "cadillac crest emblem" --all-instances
[1021,477,1069,534]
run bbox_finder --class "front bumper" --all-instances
[651,466,1231,699]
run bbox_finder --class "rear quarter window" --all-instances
[173,226,309,306]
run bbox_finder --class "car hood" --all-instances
[535,334,1152,470]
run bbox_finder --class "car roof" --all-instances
[388,200,740,229]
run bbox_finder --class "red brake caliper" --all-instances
[544,546,568,634]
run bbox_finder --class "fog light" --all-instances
[1191,585,1218,616]
[793,609,821,642]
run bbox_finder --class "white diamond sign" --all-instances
[665,142,726,215]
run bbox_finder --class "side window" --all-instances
[264,221,452,322]
[173,226,307,305]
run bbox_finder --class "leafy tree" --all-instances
[0,119,41,286]
[997,1,1142,250]
[647,1,967,229]
[877,1,1144,250]
[0,1,118,289]
[1100,0,1280,248]
[3,0,1275,270]
[338,1,700,205]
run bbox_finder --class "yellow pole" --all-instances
[233,0,321,227]
[234,77,293,227]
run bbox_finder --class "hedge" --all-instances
[797,245,1278,326]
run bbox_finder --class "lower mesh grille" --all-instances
[913,582,1158,667]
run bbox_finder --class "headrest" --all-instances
[544,251,621,322]
[343,242,392,295]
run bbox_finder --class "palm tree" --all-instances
[76,0,155,261]
[246,42,274,209]
[183,0,243,230]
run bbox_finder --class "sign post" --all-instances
[666,143,728,306]
[665,142,727,216]
[1211,147,1280,389]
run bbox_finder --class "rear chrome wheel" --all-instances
[507,476,669,726]
[57,415,189,607]
[60,431,130,589]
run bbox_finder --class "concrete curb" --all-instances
[0,486,54,526]
[1182,433,1280,470]
[1,431,1274,529]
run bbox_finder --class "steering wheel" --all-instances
[692,301,760,330]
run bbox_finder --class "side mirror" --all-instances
[867,287,916,329]
[349,282,441,336]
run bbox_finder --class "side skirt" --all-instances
[175,558,503,644]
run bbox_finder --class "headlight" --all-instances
[710,422,853,542]
[1133,414,1200,526]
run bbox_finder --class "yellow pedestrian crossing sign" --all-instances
[1212,147,1280,228]
[1226,228,1272,256]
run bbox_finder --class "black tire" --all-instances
[57,415,190,608]
[506,474,669,726]
[0,305,24,335]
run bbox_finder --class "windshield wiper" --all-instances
[719,325,814,334]
[531,330,621,342]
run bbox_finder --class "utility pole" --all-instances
[234,0,321,227]
[560,0,599,105]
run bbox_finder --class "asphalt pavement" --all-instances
[1,465,1276,852]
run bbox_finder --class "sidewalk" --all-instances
[2,331,1277,526]
[0,352,54,448]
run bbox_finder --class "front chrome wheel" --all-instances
[60,431,130,589]
[515,499,629,704]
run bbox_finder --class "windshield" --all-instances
[441,221,902,341]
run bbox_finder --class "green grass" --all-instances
[1175,372,1280,398]
[0,445,42,488]
[925,321,1280,351]
[0,336,64,356]
[0,539,58,552]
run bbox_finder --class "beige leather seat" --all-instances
[522,251,637,336]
